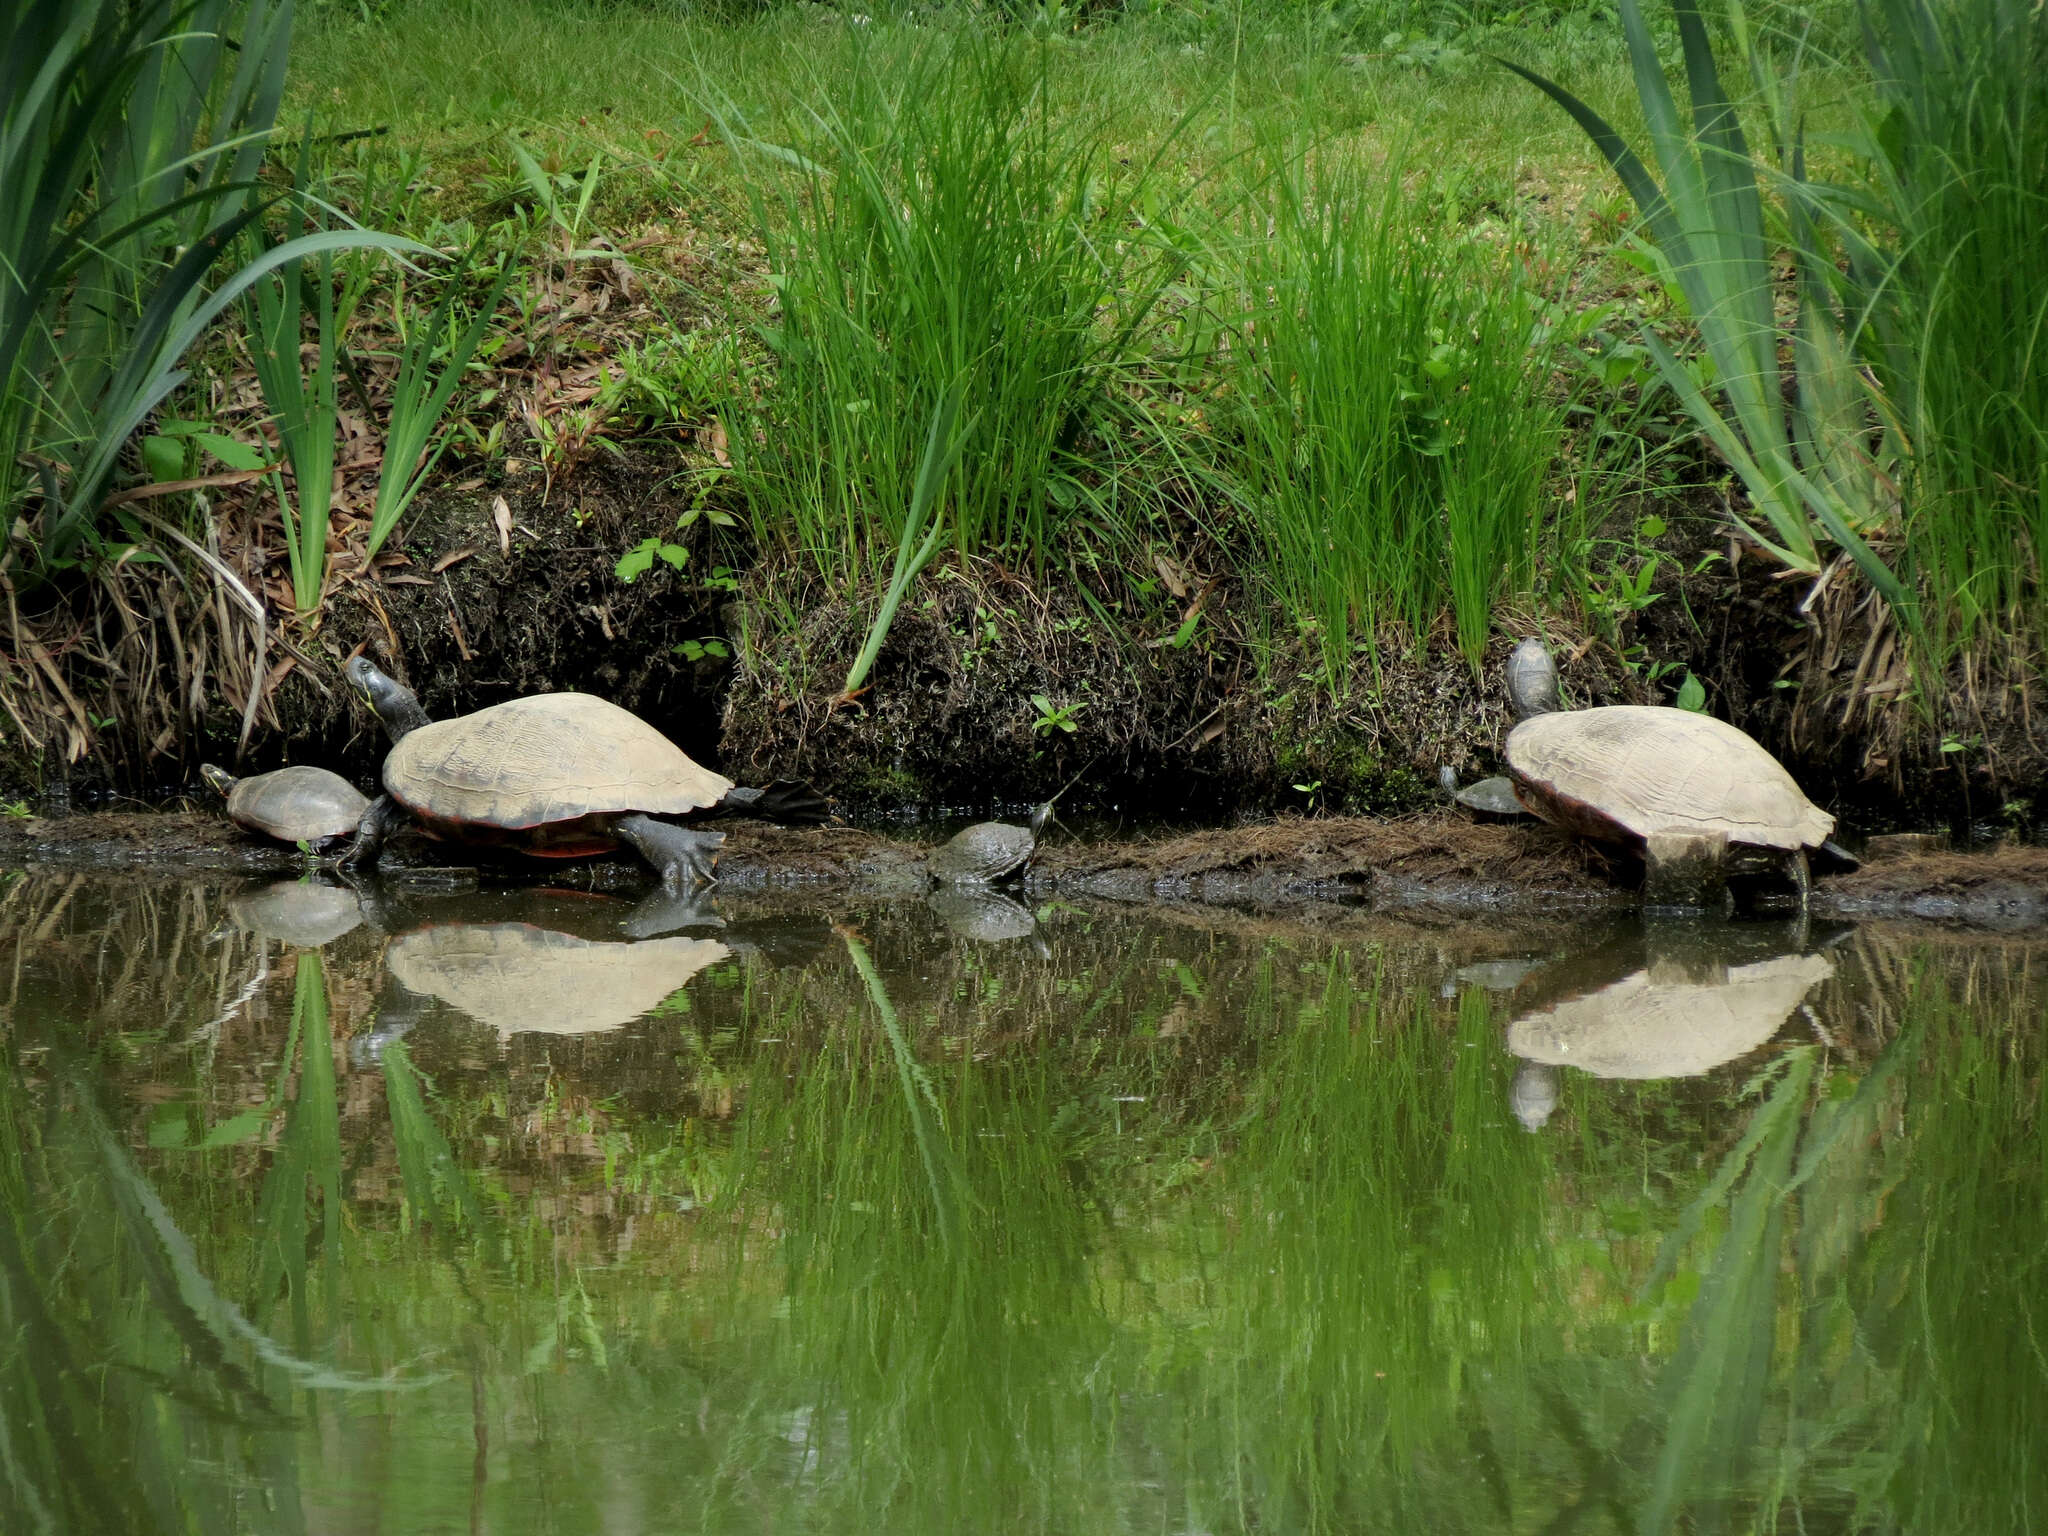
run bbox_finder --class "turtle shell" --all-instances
[225,766,369,843]
[1506,705,1833,852]
[382,693,732,846]
[387,922,730,1037]
[928,821,1036,884]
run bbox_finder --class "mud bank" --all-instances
[6,812,2045,926]
[6,446,2043,831]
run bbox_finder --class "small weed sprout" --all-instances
[1030,695,1084,736]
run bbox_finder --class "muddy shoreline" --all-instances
[6,445,2043,834]
[6,811,2045,928]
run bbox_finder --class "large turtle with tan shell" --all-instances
[1497,638,1839,906]
[342,659,828,889]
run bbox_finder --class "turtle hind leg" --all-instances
[616,814,725,891]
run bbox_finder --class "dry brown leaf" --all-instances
[492,494,513,555]
[431,547,479,573]
[383,574,432,587]
[707,417,732,468]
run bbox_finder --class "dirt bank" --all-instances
[6,442,2043,831]
[6,811,2044,926]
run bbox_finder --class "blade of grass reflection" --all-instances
[78,1073,407,1398]
[1642,1051,1814,1533]
[252,955,342,1350]
[381,1041,486,1237]
[841,928,962,1250]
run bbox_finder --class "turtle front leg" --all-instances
[342,795,402,870]
[616,814,725,892]
[1642,829,1731,915]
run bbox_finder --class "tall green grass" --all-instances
[0,0,412,583]
[707,29,1199,584]
[1222,147,1564,671]
[1854,0,2048,651]
[1504,0,1910,622]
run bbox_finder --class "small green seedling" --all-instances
[1031,694,1084,736]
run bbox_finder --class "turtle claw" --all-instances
[616,814,725,892]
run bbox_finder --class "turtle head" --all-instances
[1504,638,1561,720]
[347,657,432,743]
[199,763,235,799]
[1027,800,1057,841]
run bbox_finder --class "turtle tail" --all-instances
[708,779,837,825]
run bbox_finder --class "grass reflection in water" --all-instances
[0,875,2042,1534]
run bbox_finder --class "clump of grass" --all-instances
[1220,145,1564,672]
[705,28,1198,586]
[1854,0,2048,652]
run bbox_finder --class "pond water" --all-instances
[1,868,2043,1535]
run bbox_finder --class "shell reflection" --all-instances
[388,923,730,1038]
[1504,928,1836,1129]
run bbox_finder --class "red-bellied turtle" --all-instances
[202,763,369,851]
[1499,638,1841,909]
[927,803,1053,886]
[341,659,828,890]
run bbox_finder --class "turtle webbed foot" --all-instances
[616,814,726,892]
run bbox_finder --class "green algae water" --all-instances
[2,870,2044,1535]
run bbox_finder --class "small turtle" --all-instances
[1438,765,1528,819]
[342,659,829,890]
[1498,638,1845,909]
[202,763,369,851]
[927,803,1053,886]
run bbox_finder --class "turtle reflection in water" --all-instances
[925,884,1049,956]
[347,888,736,1058]
[223,879,367,948]
[387,923,731,1039]
[1501,927,1836,1130]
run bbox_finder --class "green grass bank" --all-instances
[2,0,2041,831]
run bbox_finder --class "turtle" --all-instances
[202,763,369,851]
[927,802,1054,886]
[1497,638,1844,909]
[341,659,828,890]
[1437,765,1528,819]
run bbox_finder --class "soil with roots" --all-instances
[3,446,2043,839]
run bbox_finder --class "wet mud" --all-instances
[5,810,2043,927]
